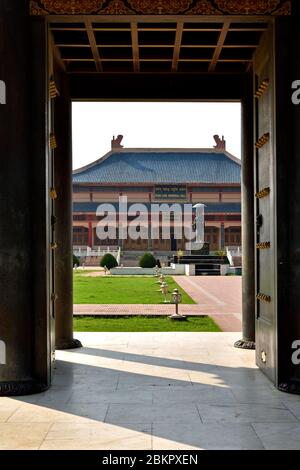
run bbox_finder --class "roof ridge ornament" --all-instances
[213,134,226,150]
[111,135,124,150]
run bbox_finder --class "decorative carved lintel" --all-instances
[30,0,291,16]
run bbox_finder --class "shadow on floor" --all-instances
[7,335,298,450]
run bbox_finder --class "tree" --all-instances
[139,252,156,268]
[100,253,118,270]
[73,254,80,267]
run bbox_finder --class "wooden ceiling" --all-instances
[50,18,269,74]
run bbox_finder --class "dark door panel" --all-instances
[254,25,277,385]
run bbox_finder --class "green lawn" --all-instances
[73,316,221,332]
[73,274,196,305]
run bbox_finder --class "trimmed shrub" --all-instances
[139,252,156,268]
[73,254,80,267]
[215,250,230,264]
[100,253,118,270]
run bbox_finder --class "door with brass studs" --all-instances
[253,25,277,384]
[48,55,57,377]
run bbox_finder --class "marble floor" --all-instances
[1,332,300,450]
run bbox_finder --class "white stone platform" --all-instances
[0,332,300,450]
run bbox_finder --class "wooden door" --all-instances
[253,25,278,384]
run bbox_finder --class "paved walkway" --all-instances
[1,332,300,450]
[74,276,242,332]
[175,276,242,332]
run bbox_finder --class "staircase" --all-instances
[120,251,170,267]
[195,261,221,276]
[85,256,101,266]
[171,254,229,276]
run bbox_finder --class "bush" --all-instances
[139,252,157,268]
[215,250,226,257]
[215,250,230,264]
[73,254,80,267]
[100,253,118,270]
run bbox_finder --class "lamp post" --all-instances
[156,273,164,286]
[161,282,170,303]
[169,288,186,321]
[157,274,166,291]
[154,267,161,283]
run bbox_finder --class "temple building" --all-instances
[72,135,241,253]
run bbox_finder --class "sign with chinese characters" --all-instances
[155,185,187,201]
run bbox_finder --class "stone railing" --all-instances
[73,246,120,259]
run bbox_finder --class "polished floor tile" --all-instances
[252,423,300,450]
[196,403,297,424]
[7,402,109,424]
[0,399,23,423]
[69,388,153,405]
[0,332,299,450]
[231,385,290,405]
[0,423,52,450]
[152,386,236,405]
[106,403,200,424]
[43,422,152,450]
[152,422,264,450]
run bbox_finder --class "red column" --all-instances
[88,222,93,248]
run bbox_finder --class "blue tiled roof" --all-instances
[73,202,241,213]
[73,150,241,184]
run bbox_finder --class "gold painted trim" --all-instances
[49,79,59,99]
[256,293,271,303]
[255,133,270,149]
[50,188,57,200]
[50,134,57,150]
[256,242,271,249]
[255,187,270,199]
[261,350,267,363]
[255,79,270,98]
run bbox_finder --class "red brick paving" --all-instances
[174,276,242,332]
[73,276,242,332]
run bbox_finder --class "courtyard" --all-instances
[73,274,242,332]
[0,332,300,450]
[73,316,221,332]
[73,273,195,305]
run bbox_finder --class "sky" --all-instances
[72,102,241,170]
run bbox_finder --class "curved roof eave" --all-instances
[73,147,241,175]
